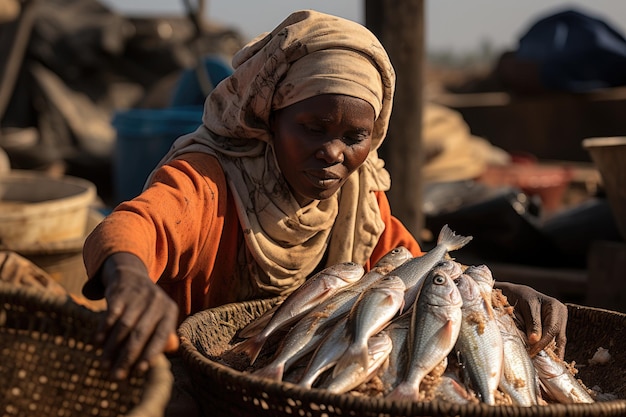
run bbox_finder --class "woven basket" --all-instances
[0,284,173,417]
[179,296,626,417]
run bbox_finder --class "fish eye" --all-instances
[433,274,446,285]
[391,248,400,254]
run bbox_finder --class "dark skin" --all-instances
[496,281,568,359]
[94,94,568,380]
[271,94,374,205]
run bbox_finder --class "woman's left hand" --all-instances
[495,281,568,359]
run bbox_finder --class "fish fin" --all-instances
[238,310,275,338]
[252,362,285,382]
[229,334,266,365]
[386,382,421,402]
[425,319,458,350]
[332,343,368,378]
[440,319,457,344]
[438,224,473,252]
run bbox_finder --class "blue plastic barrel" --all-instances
[111,106,204,205]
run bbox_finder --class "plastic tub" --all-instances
[0,170,96,246]
[112,106,203,204]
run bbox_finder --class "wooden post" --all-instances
[365,0,425,238]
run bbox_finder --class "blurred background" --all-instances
[1,0,626,311]
[102,0,626,57]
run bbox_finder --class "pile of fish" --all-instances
[227,224,595,406]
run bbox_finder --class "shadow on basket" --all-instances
[0,284,173,417]
[178,296,626,417]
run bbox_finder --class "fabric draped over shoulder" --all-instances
[144,9,396,300]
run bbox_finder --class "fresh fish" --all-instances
[432,371,476,404]
[532,349,595,404]
[297,317,350,389]
[342,245,414,294]
[464,264,495,298]
[386,262,463,401]
[454,273,504,405]
[390,224,472,309]
[374,246,413,270]
[233,261,364,363]
[318,332,393,394]
[378,311,411,393]
[240,248,409,341]
[287,251,409,388]
[495,309,540,406]
[333,275,405,377]
[251,284,366,382]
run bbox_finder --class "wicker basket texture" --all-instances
[179,296,626,417]
[0,284,173,417]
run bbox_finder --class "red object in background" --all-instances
[478,155,573,215]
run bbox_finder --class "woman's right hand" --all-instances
[96,252,179,379]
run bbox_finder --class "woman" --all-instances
[82,10,567,390]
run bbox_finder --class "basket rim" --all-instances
[1,283,174,417]
[178,298,626,416]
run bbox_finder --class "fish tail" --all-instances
[252,362,285,382]
[297,375,315,389]
[230,334,265,365]
[332,343,368,378]
[438,224,473,252]
[386,382,421,402]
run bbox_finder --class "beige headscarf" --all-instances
[146,10,396,300]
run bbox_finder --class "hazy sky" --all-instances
[102,1,626,53]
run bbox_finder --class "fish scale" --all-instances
[386,261,463,401]
[454,273,504,405]
[333,274,405,377]
[389,224,472,309]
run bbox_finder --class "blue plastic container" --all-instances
[112,106,203,204]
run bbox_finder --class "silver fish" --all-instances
[496,309,540,406]
[297,317,350,389]
[290,249,410,388]
[378,311,411,393]
[432,371,476,405]
[241,247,410,341]
[333,274,405,377]
[454,273,504,405]
[318,332,393,394]
[532,349,595,404]
[390,224,472,309]
[343,245,414,294]
[386,262,463,401]
[374,246,413,270]
[464,264,495,298]
[233,261,364,363]
[251,283,365,382]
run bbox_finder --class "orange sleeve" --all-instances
[366,190,423,270]
[82,153,227,286]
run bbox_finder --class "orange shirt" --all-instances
[83,152,422,323]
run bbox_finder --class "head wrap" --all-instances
[146,10,396,300]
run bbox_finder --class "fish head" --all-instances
[325,262,365,284]
[465,264,495,292]
[454,273,483,306]
[423,267,463,307]
[374,246,413,269]
[437,260,464,279]
[374,274,407,292]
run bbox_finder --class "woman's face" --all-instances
[271,94,375,205]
